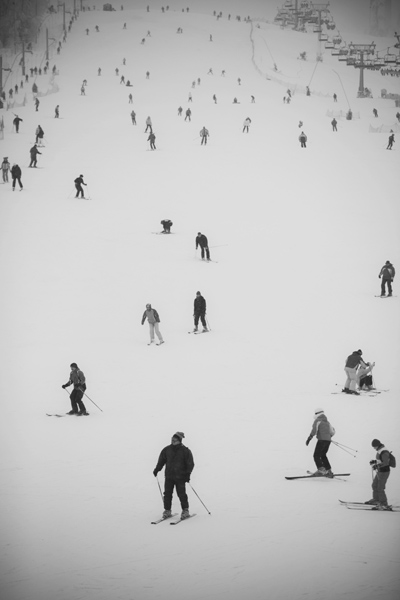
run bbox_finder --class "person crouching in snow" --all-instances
[306,408,335,477]
[141,303,164,344]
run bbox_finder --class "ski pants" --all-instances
[163,478,189,510]
[344,366,358,391]
[313,440,331,470]
[199,245,210,260]
[381,278,392,296]
[372,470,390,506]
[70,388,87,413]
[148,322,163,343]
[75,184,84,197]
[12,176,23,190]
[194,312,207,328]
[29,157,37,167]
[201,136,207,144]
[2,170,9,182]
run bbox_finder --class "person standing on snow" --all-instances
[74,174,87,198]
[62,362,88,415]
[145,116,152,132]
[185,108,192,121]
[366,439,394,510]
[147,132,156,150]
[306,408,335,477]
[193,291,208,332]
[387,132,394,150]
[29,144,41,167]
[153,432,194,520]
[299,131,307,148]
[35,125,44,145]
[200,126,209,145]
[1,157,10,182]
[343,349,367,395]
[331,118,337,132]
[161,219,173,233]
[55,105,60,118]
[243,117,251,133]
[378,260,395,297]
[196,232,210,261]
[13,115,23,133]
[141,303,164,345]
[11,164,23,191]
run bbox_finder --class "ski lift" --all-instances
[319,33,328,41]
[384,53,398,64]
[325,39,335,49]
[346,57,356,66]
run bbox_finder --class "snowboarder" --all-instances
[62,363,88,415]
[196,232,210,261]
[193,291,208,332]
[35,125,44,145]
[153,432,194,520]
[161,219,173,233]
[147,132,156,150]
[1,157,10,182]
[200,126,209,145]
[367,439,393,509]
[13,115,23,133]
[331,118,337,132]
[243,117,251,133]
[141,303,164,344]
[29,144,41,167]
[74,174,87,198]
[11,164,23,190]
[378,260,395,297]
[145,116,152,132]
[305,408,335,477]
[343,349,367,395]
[387,132,394,150]
[299,131,307,148]
[55,105,60,118]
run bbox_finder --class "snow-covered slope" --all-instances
[1,2,399,600]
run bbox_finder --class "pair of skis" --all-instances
[151,513,197,525]
[339,500,399,512]
[285,472,350,481]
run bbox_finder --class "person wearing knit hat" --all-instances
[365,439,393,509]
[378,260,395,297]
[153,431,194,520]
[1,157,11,183]
[343,349,367,395]
[141,303,164,345]
[61,363,88,416]
[306,408,336,477]
[193,291,208,333]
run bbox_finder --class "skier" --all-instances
[196,232,210,261]
[128,93,133,104]
[378,260,395,297]
[55,105,60,118]
[357,361,375,391]
[35,125,44,145]
[80,85,85,95]
[161,219,173,233]
[145,116,152,132]
[212,94,217,104]
[13,115,23,133]
[333,93,337,102]
[1,157,10,183]
[343,349,367,395]
[193,291,208,332]
[62,362,88,415]
[251,95,255,103]
[74,174,87,198]
[184,108,191,122]
[11,164,23,191]
[387,132,394,150]
[141,303,164,345]
[35,97,40,111]
[299,131,307,148]
[178,106,183,116]
[130,110,136,124]
[200,126,209,145]
[367,439,394,509]
[243,117,251,133]
[305,408,335,477]
[29,144,41,167]
[331,118,337,132]
[153,432,194,520]
[373,108,378,118]
[147,132,156,150]
[98,68,101,76]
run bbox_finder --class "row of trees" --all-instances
[0,0,49,48]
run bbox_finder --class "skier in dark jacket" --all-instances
[193,291,208,332]
[35,125,44,145]
[378,260,395,297]
[343,349,367,394]
[74,175,86,198]
[153,432,194,520]
[148,132,156,150]
[196,232,210,261]
[62,362,88,415]
[29,144,41,167]
[366,439,393,509]
[386,133,394,150]
[299,131,307,148]
[11,164,23,191]
[13,115,23,133]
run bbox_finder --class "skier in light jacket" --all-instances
[141,303,164,345]
[306,408,335,477]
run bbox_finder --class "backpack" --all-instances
[388,452,396,468]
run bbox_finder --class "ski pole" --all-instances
[332,441,358,453]
[206,315,211,331]
[331,441,357,458]
[189,483,211,514]
[156,475,163,502]
[209,244,228,248]
[63,387,103,412]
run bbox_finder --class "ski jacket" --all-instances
[30,146,41,157]
[11,165,21,178]
[309,414,333,441]
[379,263,395,280]
[196,234,208,249]
[1,160,10,171]
[65,368,86,391]
[194,295,206,315]
[375,445,391,473]
[200,128,209,137]
[36,126,44,138]
[154,443,194,481]
[299,133,307,142]
[345,351,366,369]
[74,177,85,186]
[141,308,160,324]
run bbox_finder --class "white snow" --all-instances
[1,1,400,599]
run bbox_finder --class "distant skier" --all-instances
[29,144,41,167]
[386,132,394,150]
[373,108,378,118]
[305,408,335,477]
[35,97,40,111]
[213,94,217,104]
[130,110,136,124]
[331,118,337,132]
[74,174,87,198]
[55,105,60,118]
[128,93,133,104]
[153,431,194,520]
[11,164,23,191]
[196,232,210,260]
[366,439,393,510]
[333,93,337,102]
[13,115,23,133]
[243,117,251,133]
[35,125,44,145]
[343,349,367,395]
[178,106,183,116]
[98,68,101,76]
[141,303,164,345]
[148,132,156,150]
[80,85,85,95]
[200,126,209,145]
[62,362,88,415]
[145,116,153,132]
[161,219,173,233]
[378,260,395,297]
[193,291,208,332]
[299,131,307,148]
[1,157,10,182]
[185,108,191,122]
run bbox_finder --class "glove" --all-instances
[153,469,158,477]
[372,464,378,471]
[62,384,67,389]
[369,459,377,466]
[378,275,381,278]
[306,436,312,446]
[185,475,191,483]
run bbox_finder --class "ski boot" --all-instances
[313,468,327,477]
[181,508,190,520]
[325,469,334,478]
[371,504,392,511]
[162,509,172,519]
[364,499,379,505]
